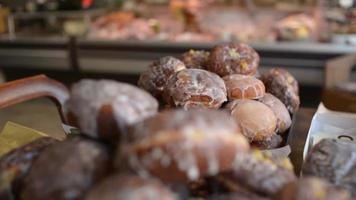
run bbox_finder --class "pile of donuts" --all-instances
[0,43,354,200]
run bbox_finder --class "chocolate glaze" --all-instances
[302,139,356,198]
[261,68,299,114]
[138,56,186,99]
[164,69,227,110]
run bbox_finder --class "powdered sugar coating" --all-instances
[164,69,227,110]
[85,175,176,200]
[259,93,292,134]
[121,109,249,182]
[65,79,158,139]
[226,99,277,142]
[223,74,265,100]
[208,43,259,76]
[138,56,186,98]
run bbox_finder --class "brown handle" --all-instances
[0,75,70,123]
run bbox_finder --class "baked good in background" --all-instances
[138,56,186,100]
[261,67,300,114]
[0,138,57,200]
[207,43,260,76]
[275,13,316,41]
[181,49,210,69]
[163,69,227,109]
[276,177,351,200]
[85,174,177,200]
[302,139,356,199]
[225,99,279,148]
[65,79,158,143]
[116,109,249,182]
[223,74,265,100]
[20,136,110,200]
[258,93,292,134]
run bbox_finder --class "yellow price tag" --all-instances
[0,122,48,157]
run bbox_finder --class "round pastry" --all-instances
[117,109,249,182]
[261,68,300,114]
[181,50,210,69]
[302,139,356,198]
[251,134,283,149]
[225,99,278,143]
[258,93,292,134]
[138,56,186,99]
[20,136,110,200]
[85,174,177,200]
[0,138,57,200]
[276,177,351,200]
[223,74,265,100]
[163,69,227,110]
[207,43,260,76]
[65,79,158,142]
[219,150,296,196]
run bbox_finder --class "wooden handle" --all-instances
[0,75,70,123]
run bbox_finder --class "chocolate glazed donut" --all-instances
[64,79,158,143]
[116,109,249,183]
[20,136,110,200]
[0,138,57,200]
[181,50,210,69]
[261,68,300,114]
[85,174,177,200]
[163,69,227,110]
[138,56,186,99]
[208,43,260,76]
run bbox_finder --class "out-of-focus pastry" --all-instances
[181,49,210,69]
[225,99,278,147]
[117,109,249,182]
[223,74,265,100]
[208,43,260,76]
[138,56,186,99]
[275,14,316,41]
[302,139,356,198]
[218,150,296,197]
[261,68,300,114]
[85,174,177,200]
[20,136,110,200]
[0,138,57,200]
[276,177,351,200]
[163,69,227,110]
[65,79,158,142]
[258,93,292,134]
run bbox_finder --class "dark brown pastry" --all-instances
[85,174,177,200]
[0,137,57,200]
[65,79,158,142]
[20,136,110,200]
[138,56,186,99]
[261,68,299,114]
[251,134,283,149]
[163,69,227,109]
[219,150,296,197]
[208,43,260,76]
[117,109,249,182]
[208,193,270,200]
[181,49,210,69]
[276,177,351,200]
[258,93,292,134]
[225,99,278,144]
[302,139,356,198]
[223,74,265,100]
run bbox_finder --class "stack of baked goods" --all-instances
[0,43,353,200]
